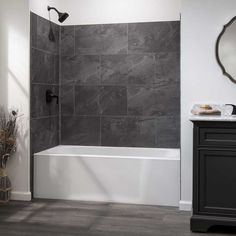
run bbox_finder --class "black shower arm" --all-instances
[47,6,60,14]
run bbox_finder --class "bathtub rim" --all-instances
[34,145,180,161]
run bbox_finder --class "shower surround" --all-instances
[30,12,180,151]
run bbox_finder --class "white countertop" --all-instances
[190,115,236,122]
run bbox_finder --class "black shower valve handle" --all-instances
[46,89,59,104]
[54,94,59,104]
[226,104,236,115]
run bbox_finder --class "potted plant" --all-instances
[0,106,18,203]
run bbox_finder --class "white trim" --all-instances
[179,200,192,211]
[11,191,32,201]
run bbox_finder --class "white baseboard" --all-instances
[179,200,192,211]
[11,191,32,201]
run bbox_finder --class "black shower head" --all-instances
[47,6,69,23]
[58,12,69,23]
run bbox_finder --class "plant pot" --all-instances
[0,167,12,203]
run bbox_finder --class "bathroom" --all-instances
[1,0,236,235]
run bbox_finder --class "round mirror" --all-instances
[216,16,236,83]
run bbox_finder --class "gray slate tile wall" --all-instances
[60,21,180,148]
[30,12,59,153]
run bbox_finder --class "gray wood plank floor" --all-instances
[0,200,235,236]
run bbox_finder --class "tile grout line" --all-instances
[74,25,76,57]
[73,84,76,116]
[127,23,129,54]
[99,116,102,146]
[73,25,76,120]
[31,46,59,56]
[31,82,60,86]
[59,25,62,145]
[126,23,129,117]
[99,56,102,146]
[31,115,59,120]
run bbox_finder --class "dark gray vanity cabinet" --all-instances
[191,121,236,232]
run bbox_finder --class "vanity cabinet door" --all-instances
[198,149,236,216]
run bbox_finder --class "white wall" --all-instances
[0,0,31,200]
[30,0,181,25]
[181,0,236,210]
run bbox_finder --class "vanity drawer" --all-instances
[199,127,236,146]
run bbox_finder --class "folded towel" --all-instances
[191,108,221,116]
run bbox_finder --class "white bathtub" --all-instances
[34,145,180,207]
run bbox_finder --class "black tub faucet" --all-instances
[46,89,59,104]
[226,104,236,115]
